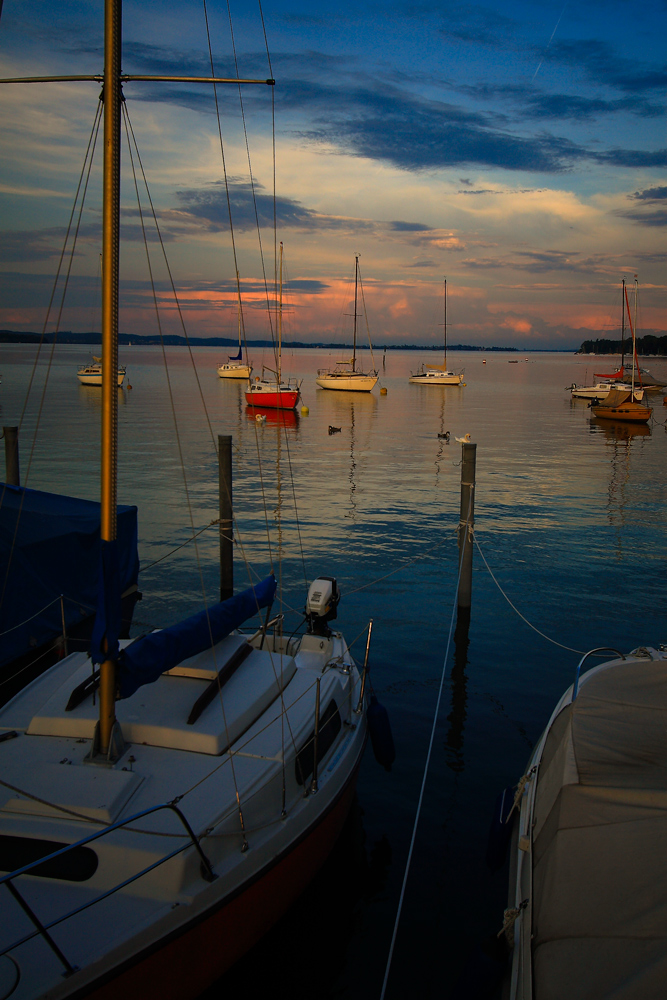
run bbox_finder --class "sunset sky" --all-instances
[0,0,665,348]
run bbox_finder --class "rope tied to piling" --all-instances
[497,899,528,948]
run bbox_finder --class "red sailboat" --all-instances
[245,243,301,411]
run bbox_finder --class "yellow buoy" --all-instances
[301,405,309,415]
[380,387,388,395]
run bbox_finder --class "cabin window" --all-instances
[295,699,342,785]
[0,835,98,882]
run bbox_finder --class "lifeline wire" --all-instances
[378,494,472,1000]
[473,534,585,654]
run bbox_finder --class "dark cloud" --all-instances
[620,209,667,226]
[458,189,494,195]
[172,178,374,233]
[523,93,662,121]
[595,148,667,168]
[545,38,667,95]
[389,221,433,232]
[631,186,667,201]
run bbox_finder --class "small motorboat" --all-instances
[77,356,126,387]
[568,380,641,400]
[506,644,667,999]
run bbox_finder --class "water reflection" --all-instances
[589,417,651,560]
[78,385,126,408]
[245,406,300,431]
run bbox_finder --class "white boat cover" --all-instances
[532,658,667,999]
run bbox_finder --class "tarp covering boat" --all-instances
[0,484,138,670]
[117,574,277,698]
[530,658,667,999]
[593,387,632,408]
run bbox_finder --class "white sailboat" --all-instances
[409,279,464,385]
[0,7,368,999]
[217,294,252,380]
[316,255,378,392]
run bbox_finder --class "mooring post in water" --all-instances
[457,442,476,609]
[3,426,20,486]
[218,434,233,602]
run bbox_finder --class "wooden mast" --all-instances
[352,254,359,373]
[98,0,122,758]
[443,277,447,370]
[620,277,625,372]
[278,242,283,384]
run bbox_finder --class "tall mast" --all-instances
[443,277,447,368]
[620,277,625,370]
[98,0,122,757]
[352,254,359,372]
[632,276,638,397]
[278,241,283,384]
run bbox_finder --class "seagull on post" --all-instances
[455,433,471,444]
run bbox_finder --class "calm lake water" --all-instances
[2,344,667,998]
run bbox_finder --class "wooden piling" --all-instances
[3,426,20,486]
[218,434,233,602]
[457,442,476,609]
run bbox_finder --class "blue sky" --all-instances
[0,0,665,347]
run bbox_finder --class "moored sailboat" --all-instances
[0,7,367,999]
[316,256,378,392]
[409,278,464,386]
[591,278,651,424]
[245,243,301,409]
[217,297,252,380]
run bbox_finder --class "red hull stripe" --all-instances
[65,772,360,1000]
[245,392,299,410]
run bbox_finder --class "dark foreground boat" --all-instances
[0,3,368,996]
[506,644,667,999]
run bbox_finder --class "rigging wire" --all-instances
[473,535,585,654]
[124,101,253,845]
[0,100,103,616]
[378,493,472,1000]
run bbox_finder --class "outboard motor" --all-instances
[305,576,340,636]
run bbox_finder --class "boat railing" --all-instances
[0,800,215,977]
[572,647,626,701]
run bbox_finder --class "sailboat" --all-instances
[217,294,252,380]
[409,278,464,385]
[591,278,652,424]
[245,243,301,409]
[593,278,666,391]
[315,255,378,392]
[217,338,252,379]
[0,7,368,998]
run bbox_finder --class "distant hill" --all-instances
[1,330,520,351]
[578,334,667,356]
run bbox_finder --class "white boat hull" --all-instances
[217,363,252,379]
[77,369,126,387]
[409,370,463,385]
[316,373,378,392]
[507,646,667,999]
[0,627,365,1000]
[570,381,641,400]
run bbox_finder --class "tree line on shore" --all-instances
[578,334,667,356]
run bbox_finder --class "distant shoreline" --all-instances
[0,331,549,352]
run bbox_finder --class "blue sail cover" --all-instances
[0,484,139,670]
[117,574,276,699]
[228,345,243,361]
